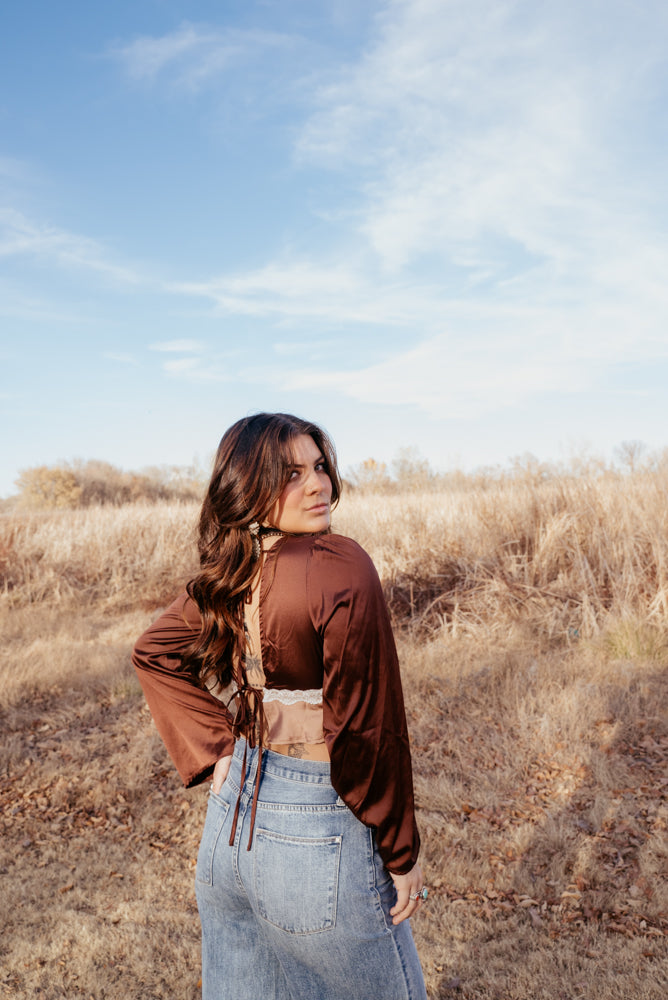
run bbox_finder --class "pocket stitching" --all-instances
[253,827,341,935]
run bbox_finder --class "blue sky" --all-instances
[2,0,667,496]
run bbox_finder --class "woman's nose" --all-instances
[305,469,321,492]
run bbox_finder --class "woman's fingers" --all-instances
[211,754,232,794]
[389,863,425,925]
[389,883,411,919]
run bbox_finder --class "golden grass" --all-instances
[0,502,198,611]
[1,473,667,998]
[335,473,668,645]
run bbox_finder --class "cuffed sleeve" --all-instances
[308,537,420,874]
[132,592,236,787]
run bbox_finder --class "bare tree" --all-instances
[614,440,646,474]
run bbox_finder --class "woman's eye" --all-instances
[289,469,299,480]
[315,462,325,472]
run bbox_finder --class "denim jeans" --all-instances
[195,740,428,1000]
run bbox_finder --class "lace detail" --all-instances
[263,687,323,706]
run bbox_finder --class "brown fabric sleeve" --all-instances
[131,592,236,787]
[308,536,420,874]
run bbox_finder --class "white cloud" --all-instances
[111,21,295,91]
[136,0,668,422]
[298,0,668,282]
[0,279,91,324]
[159,357,236,382]
[103,352,139,365]
[172,261,411,325]
[148,339,205,353]
[241,282,668,418]
[163,357,200,373]
[0,156,39,184]
[0,207,142,284]
[112,23,205,81]
[271,329,588,420]
[273,339,340,357]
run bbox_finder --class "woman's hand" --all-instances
[389,862,426,925]
[211,754,232,795]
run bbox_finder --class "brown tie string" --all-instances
[226,681,267,850]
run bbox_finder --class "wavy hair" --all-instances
[186,412,341,689]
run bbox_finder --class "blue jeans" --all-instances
[195,740,427,1000]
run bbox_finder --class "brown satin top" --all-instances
[132,533,420,874]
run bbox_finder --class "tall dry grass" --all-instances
[4,471,667,640]
[1,472,667,998]
[0,501,199,610]
[336,472,668,647]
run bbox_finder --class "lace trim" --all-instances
[263,687,323,706]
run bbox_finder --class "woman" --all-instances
[132,412,428,1000]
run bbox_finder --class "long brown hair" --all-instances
[186,412,341,689]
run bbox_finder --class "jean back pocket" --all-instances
[253,827,341,934]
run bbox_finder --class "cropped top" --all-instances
[132,533,420,874]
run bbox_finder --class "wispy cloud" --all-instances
[273,339,340,357]
[298,0,668,279]
[103,352,139,365]
[171,259,464,330]
[148,339,205,352]
[164,0,667,412]
[110,21,295,91]
[146,340,240,381]
[132,0,668,421]
[173,262,389,324]
[254,296,666,419]
[160,358,238,382]
[0,156,40,185]
[0,279,91,324]
[0,207,143,284]
[163,357,201,373]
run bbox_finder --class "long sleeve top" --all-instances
[132,532,420,875]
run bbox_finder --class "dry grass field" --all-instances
[1,472,667,999]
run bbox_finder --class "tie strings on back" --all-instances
[226,672,266,851]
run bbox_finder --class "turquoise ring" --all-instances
[410,886,429,901]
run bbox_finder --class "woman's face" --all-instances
[267,434,332,534]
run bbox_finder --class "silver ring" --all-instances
[410,886,428,902]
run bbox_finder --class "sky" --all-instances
[2,0,668,496]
